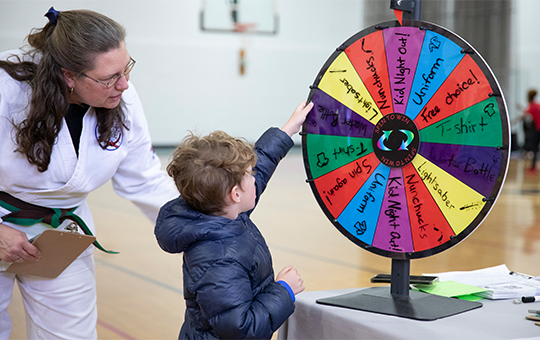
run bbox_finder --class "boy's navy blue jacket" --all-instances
[155,128,296,340]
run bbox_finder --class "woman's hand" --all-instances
[0,223,41,263]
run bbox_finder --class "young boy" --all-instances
[155,101,313,339]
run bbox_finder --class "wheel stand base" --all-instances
[316,286,482,321]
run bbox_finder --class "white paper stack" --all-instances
[425,264,540,300]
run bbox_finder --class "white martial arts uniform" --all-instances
[0,49,178,339]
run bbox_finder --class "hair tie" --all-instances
[45,6,60,26]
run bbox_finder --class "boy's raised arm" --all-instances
[280,101,314,137]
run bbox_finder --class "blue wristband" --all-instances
[277,280,295,302]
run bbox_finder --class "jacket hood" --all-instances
[155,197,247,254]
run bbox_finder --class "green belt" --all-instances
[0,191,118,254]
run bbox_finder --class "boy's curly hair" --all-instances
[167,131,257,215]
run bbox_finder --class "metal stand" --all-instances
[390,0,422,21]
[316,259,482,321]
[391,258,410,295]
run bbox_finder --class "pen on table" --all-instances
[510,271,535,279]
[513,296,540,304]
[522,296,540,303]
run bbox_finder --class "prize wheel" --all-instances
[302,20,510,260]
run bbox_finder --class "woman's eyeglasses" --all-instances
[82,58,136,88]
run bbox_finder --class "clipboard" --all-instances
[6,229,96,278]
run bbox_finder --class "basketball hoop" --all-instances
[233,22,257,33]
[235,22,256,76]
[199,0,277,75]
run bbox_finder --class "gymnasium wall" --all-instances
[0,0,538,146]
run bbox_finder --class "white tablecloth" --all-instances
[278,288,540,340]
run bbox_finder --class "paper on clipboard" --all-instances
[6,229,96,278]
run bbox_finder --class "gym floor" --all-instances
[7,149,540,339]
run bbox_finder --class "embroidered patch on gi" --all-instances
[95,124,123,151]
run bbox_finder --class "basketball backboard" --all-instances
[200,0,278,34]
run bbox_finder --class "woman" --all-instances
[0,7,177,339]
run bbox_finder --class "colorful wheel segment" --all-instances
[302,20,510,259]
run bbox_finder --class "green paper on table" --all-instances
[457,294,484,301]
[415,280,488,300]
